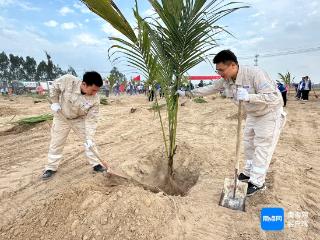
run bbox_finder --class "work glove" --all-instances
[176,90,185,97]
[237,87,250,102]
[50,103,61,112]
[84,139,95,149]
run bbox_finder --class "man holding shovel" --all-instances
[177,50,286,196]
[42,71,105,179]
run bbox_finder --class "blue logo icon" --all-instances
[261,208,284,231]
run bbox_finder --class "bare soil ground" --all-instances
[0,92,319,240]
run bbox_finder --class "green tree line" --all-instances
[0,51,77,82]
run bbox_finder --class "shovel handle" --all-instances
[235,101,242,171]
[233,101,242,198]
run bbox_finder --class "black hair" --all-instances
[83,71,103,87]
[213,50,238,65]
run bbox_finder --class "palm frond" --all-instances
[81,0,137,42]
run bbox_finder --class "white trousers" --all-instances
[45,115,100,171]
[243,108,287,187]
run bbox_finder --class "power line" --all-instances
[240,46,320,60]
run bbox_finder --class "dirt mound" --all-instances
[1,178,174,240]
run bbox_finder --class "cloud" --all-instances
[0,0,40,11]
[0,22,52,58]
[44,20,58,27]
[73,2,91,14]
[73,33,102,46]
[61,22,77,30]
[59,6,74,16]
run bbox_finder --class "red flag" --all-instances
[133,75,141,81]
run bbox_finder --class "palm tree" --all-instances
[81,0,247,193]
[278,71,295,93]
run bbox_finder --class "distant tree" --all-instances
[0,51,78,82]
[198,80,204,87]
[45,51,55,81]
[0,51,9,80]
[8,54,25,81]
[23,56,37,81]
[17,57,26,81]
[35,60,48,82]
[107,67,126,88]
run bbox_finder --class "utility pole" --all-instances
[254,54,259,66]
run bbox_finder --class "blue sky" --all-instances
[1,0,320,83]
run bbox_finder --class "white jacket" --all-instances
[190,65,283,117]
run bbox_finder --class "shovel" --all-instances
[219,101,248,211]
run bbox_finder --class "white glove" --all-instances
[237,87,249,102]
[50,103,61,112]
[176,90,185,97]
[84,139,94,149]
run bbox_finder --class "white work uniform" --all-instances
[45,74,100,171]
[191,65,286,187]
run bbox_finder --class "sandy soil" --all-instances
[0,91,319,240]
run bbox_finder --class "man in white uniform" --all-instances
[177,50,286,196]
[42,71,105,179]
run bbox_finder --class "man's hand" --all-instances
[237,87,249,102]
[50,103,61,112]
[176,90,185,97]
[84,139,95,149]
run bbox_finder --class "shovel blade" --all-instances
[219,178,248,211]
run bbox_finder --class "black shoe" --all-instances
[93,164,106,173]
[42,170,56,180]
[247,182,266,196]
[238,173,250,182]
